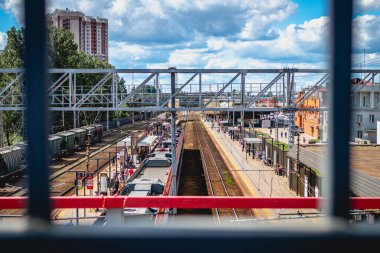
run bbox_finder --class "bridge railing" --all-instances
[0,196,379,210]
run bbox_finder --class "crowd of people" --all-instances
[206,115,286,177]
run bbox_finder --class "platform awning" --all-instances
[138,135,158,147]
[244,138,262,144]
[117,137,131,147]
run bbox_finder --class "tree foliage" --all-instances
[0,27,25,145]
[0,26,129,145]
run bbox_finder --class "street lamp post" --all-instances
[232,89,236,126]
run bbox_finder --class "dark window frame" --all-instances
[1,0,379,251]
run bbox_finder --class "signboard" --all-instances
[100,173,108,195]
[77,172,84,189]
[86,174,93,190]
[262,120,271,128]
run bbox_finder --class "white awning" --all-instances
[228,127,239,131]
[244,138,262,144]
[117,137,131,147]
[219,121,229,124]
[138,135,158,147]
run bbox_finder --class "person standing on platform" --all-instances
[112,179,119,195]
[111,169,117,180]
[124,169,129,181]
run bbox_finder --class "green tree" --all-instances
[0,27,25,145]
[1,26,130,141]
[48,26,78,68]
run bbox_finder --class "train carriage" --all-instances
[92,124,103,142]
[69,128,87,150]
[48,135,63,159]
[55,131,76,155]
[81,126,96,144]
[14,141,27,166]
[0,146,24,176]
[0,146,24,187]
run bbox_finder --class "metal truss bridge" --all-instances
[1,68,378,112]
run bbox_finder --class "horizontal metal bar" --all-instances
[0,106,329,112]
[0,197,379,210]
[2,68,380,74]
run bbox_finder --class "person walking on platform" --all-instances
[112,179,119,195]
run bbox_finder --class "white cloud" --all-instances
[109,41,147,62]
[1,0,23,24]
[355,0,380,11]
[43,0,298,43]
[3,0,380,71]
[152,16,329,70]
[0,32,7,49]
[353,15,380,52]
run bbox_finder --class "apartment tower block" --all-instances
[48,9,108,62]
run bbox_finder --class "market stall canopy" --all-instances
[117,137,131,147]
[244,138,262,144]
[138,135,158,147]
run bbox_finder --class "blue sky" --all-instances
[1,0,380,74]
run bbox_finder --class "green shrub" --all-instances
[308,138,318,144]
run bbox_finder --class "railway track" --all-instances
[6,121,150,197]
[193,116,253,225]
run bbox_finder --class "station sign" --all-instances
[77,172,84,189]
[86,174,93,190]
[99,173,108,195]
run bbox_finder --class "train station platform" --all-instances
[201,119,320,222]
[53,155,139,225]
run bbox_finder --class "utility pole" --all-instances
[84,132,91,217]
[0,111,3,147]
[295,130,301,195]
[86,132,91,173]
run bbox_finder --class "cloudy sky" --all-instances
[0,0,380,72]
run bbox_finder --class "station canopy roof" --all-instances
[138,135,158,147]
[117,137,131,147]
[244,138,262,144]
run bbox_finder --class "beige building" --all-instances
[48,8,108,62]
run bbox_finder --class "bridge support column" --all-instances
[169,67,177,199]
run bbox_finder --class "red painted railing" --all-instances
[1,196,380,210]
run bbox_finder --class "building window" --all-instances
[369,114,375,123]
[357,114,362,123]
[357,130,363,139]
[362,94,369,107]
[375,93,379,108]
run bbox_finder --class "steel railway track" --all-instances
[6,121,150,197]
[194,120,240,224]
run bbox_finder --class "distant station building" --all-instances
[47,8,108,62]
[294,87,328,141]
[351,78,380,143]
[287,144,380,199]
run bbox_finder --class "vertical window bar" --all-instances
[24,0,51,221]
[327,0,352,219]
